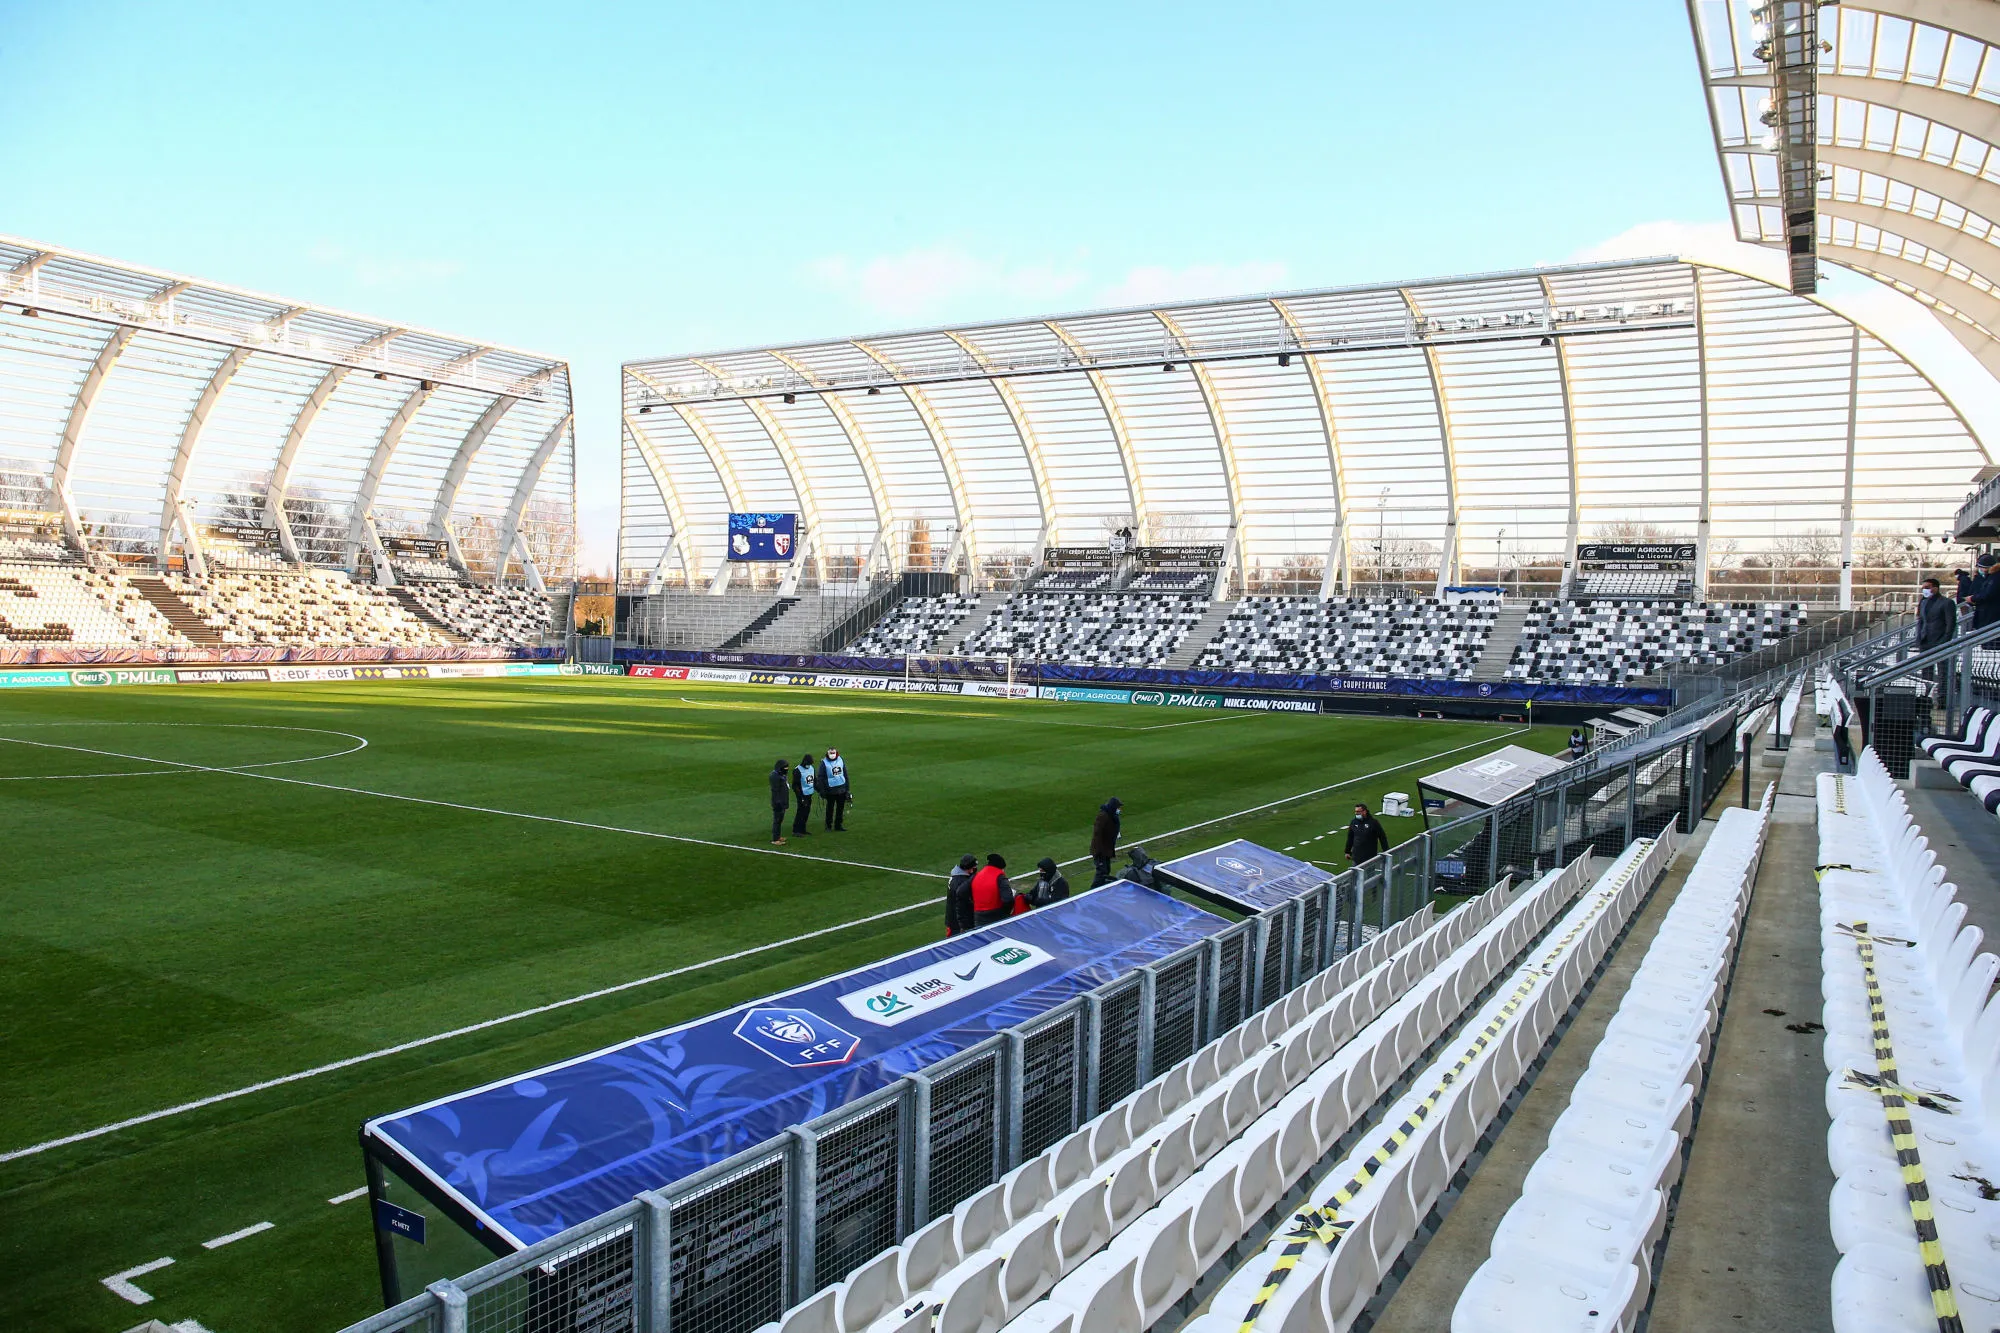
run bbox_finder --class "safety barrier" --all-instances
[1453,789,1772,1331]
[1816,749,2000,1333]
[1177,836,1677,1332]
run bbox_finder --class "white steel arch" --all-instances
[622,257,1987,601]
[0,234,574,581]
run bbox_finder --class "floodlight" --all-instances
[867,386,881,395]
[1278,353,1291,367]
[1162,362,1176,372]
[782,392,797,404]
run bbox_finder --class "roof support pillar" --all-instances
[1154,311,1245,586]
[431,394,519,537]
[267,365,345,564]
[765,352,896,575]
[159,345,249,568]
[1538,278,1582,599]
[173,500,209,580]
[942,331,1055,558]
[644,531,685,596]
[624,413,703,590]
[360,514,396,587]
[1271,299,1352,597]
[54,324,138,553]
[1694,270,1714,601]
[1840,326,1861,610]
[345,383,435,569]
[495,412,572,589]
[1400,290,1462,597]
[513,529,545,594]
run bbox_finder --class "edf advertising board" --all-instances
[727,512,799,562]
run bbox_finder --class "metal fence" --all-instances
[1837,618,2000,778]
[341,698,1760,1333]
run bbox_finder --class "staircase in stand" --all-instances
[389,587,467,643]
[127,575,225,645]
[721,597,798,651]
[1163,599,1241,670]
[943,591,1009,654]
[1468,600,1532,682]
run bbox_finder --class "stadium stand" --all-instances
[1453,795,1772,1331]
[751,839,1676,1333]
[0,532,71,563]
[1192,596,1498,678]
[846,593,980,656]
[0,562,184,645]
[1573,571,1690,601]
[388,556,463,584]
[1124,570,1213,593]
[1815,751,2000,1333]
[163,568,449,648]
[1030,570,1114,593]
[958,591,1209,666]
[400,581,553,646]
[1506,601,1808,684]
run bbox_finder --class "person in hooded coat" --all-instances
[1957,553,2000,631]
[1089,798,1122,888]
[768,759,790,845]
[945,854,977,935]
[1344,803,1387,865]
[790,753,816,837]
[1026,857,1070,910]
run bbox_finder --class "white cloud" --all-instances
[306,241,465,289]
[805,246,1085,321]
[1096,261,1291,308]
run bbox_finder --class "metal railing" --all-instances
[1956,473,2000,537]
[1838,618,2000,778]
[338,692,1757,1333]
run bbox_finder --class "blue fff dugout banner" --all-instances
[727,512,799,562]
[365,883,1227,1248]
[1153,839,1334,914]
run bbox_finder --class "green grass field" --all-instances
[0,676,1563,1332]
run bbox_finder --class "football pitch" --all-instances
[0,676,1564,1332]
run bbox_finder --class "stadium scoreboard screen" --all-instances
[728,512,799,561]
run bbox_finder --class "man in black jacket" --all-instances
[768,759,790,845]
[945,855,976,935]
[1344,803,1387,865]
[1918,577,1956,650]
[1089,798,1122,888]
[1957,554,2000,631]
[790,753,816,837]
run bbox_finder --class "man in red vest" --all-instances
[970,853,1015,927]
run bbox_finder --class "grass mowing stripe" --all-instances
[0,732,939,879]
[0,895,944,1164]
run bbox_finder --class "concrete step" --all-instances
[1163,598,1241,669]
[127,575,224,645]
[944,590,1010,654]
[1467,600,1531,681]
[389,587,467,643]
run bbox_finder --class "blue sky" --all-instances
[0,1,1894,568]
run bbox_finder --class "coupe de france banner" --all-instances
[727,512,799,562]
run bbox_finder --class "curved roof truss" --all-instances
[1691,0,2000,368]
[622,258,1988,598]
[0,235,575,582]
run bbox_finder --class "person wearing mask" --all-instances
[1568,726,1587,761]
[1918,576,1957,687]
[768,759,790,846]
[790,753,816,837]
[970,853,1015,926]
[1089,798,1123,888]
[1956,553,2000,631]
[1344,803,1387,865]
[818,747,851,830]
[945,854,977,935]
[1027,857,1071,909]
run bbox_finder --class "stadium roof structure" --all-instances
[0,236,576,584]
[1690,0,2000,377]
[621,256,1990,604]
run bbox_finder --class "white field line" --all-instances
[1055,724,1533,870]
[0,722,368,781]
[0,896,944,1164]
[0,733,937,881]
[200,1221,273,1249]
[327,1186,368,1205]
[0,721,1529,1165]
[102,1256,173,1304]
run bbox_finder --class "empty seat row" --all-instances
[400,581,552,646]
[1815,752,2000,1333]
[959,593,1208,666]
[0,561,181,645]
[1916,707,2000,816]
[166,568,448,647]
[1185,837,1673,1333]
[849,594,980,657]
[1194,596,1498,679]
[760,875,1561,1333]
[1455,796,1772,1332]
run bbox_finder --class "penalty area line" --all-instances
[0,895,944,1165]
